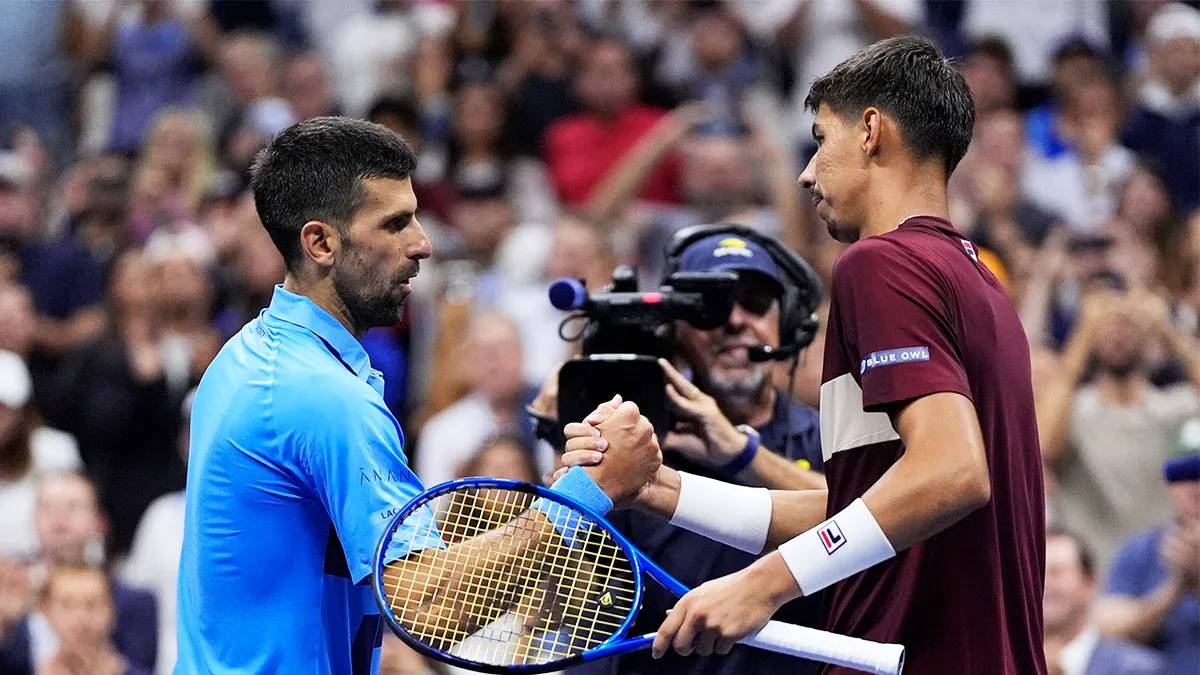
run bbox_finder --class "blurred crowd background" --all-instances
[0,1,1197,674]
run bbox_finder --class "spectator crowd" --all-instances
[0,1,1197,674]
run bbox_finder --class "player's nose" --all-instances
[798,157,817,190]
[409,218,433,260]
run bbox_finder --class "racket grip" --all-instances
[740,621,904,675]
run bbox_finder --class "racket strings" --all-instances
[381,486,636,666]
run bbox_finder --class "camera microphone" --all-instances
[548,278,589,311]
[547,276,734,331]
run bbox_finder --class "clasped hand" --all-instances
[553,395,794,659]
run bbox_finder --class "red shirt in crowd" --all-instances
[543,104,681,207]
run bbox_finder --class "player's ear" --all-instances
[860,107,884,159]
[299,220,341,269]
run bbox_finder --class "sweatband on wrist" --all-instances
[537,467,614,547]
[777,498,896,596]
[668,472,772,554]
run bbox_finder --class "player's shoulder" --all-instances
[831,232,942,289]
[230,324,389,435]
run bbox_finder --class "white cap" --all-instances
[0,152,32,191]
[0,350,32,408]
[145,226,217,267]
[1148,3,1200,47]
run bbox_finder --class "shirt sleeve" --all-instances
[301,391,441,584]
[832,238,972,414]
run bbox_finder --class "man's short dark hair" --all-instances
[1046,525,1095,580]
[805,35,975,177]
[367,95,422,133]
[249,117,417,271]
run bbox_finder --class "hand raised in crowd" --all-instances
[666,100,714,137]
[529,362,562,422]
[1129,286,1174,337]
[1074,287,1123,347]
[658,358,751,469]
[1028,227,1073,284]
[1161,523,1200,596]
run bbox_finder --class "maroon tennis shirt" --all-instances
[817,216,1047,675]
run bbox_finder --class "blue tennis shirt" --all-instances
[176,285,437,674]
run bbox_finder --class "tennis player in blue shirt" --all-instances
[176,117,661,674]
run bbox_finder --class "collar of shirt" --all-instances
[1059,626,1100,675]
[264,285,383,394]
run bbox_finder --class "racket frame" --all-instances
[371,477,650,674]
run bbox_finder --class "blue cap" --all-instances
[1165,418,1200,483]
[675,234,784,295]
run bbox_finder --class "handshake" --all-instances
[552,395,669,511]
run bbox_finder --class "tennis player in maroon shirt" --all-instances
[558,35,1047,674]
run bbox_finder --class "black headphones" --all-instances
[662,223,823,362]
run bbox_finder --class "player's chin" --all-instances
[825,218,859,244]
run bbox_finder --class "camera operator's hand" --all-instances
[658,359,749,468]
[529,363,563,420]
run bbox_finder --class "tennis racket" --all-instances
[371,478,905,675]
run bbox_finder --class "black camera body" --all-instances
[550,266,739,436]
[543,223,824,448]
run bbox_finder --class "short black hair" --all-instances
[805,35,975,177]
[1046,526,1095,580]
[249,117,417,270]
[367,95,422,134]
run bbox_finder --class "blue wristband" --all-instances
[536,467,614,547]
[721,426,760,476]
[549,466,613,516]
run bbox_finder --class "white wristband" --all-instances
[777,498,896,596]
[669,472,772,554]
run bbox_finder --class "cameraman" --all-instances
[534,232,825,675]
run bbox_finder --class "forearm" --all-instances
[861,452,990,552]
[384,509,561,639]
[765,488,828,547]
[760,145,807,258]
[584,118,686,221]
[1096,580,1184,644]
[738,447,827,490]
[1018,274,1055,349]
[635,467,828,550]
[34,310,105,356]
[1038,327,1090,464]
[1163,328,1200,391]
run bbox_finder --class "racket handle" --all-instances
[740,621,905,675]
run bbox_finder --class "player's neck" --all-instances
[283,274,366,339]
[860,166,951,239]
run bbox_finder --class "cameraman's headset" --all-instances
[662,223,824,361]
